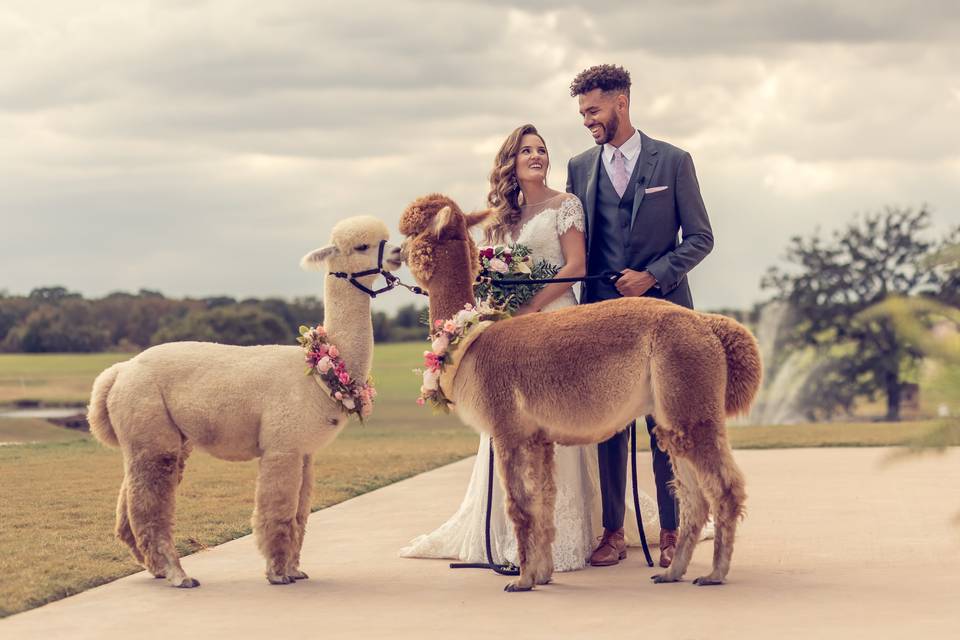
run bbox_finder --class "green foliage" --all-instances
[3,299,110,353]
[474,243,560,314]
[151,306,289,346]
[0,287,429,352]
[763,206,957,420]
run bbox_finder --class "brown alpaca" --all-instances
[87,217,401,587]
[400,194,761,592]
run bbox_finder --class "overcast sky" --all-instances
[2,0,958,313]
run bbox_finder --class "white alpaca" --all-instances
[87,216,401,587]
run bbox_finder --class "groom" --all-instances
[565,64,715,568]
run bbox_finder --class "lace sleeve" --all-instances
[556,196,586,235]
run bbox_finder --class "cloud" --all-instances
[1,0,958,314]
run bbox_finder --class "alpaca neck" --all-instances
[322,276,373,381]
[428,272,477,329]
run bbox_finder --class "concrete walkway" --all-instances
[4,447,959,639]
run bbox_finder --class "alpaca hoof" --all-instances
[289,569,309,580]
[693,576,724,586]
[504,581,533,592]
[172,577,200,588]
[268,575,295,585]
[651,573,679,584]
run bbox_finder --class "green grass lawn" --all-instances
[0,425,478,618]
[0,347,953,617]
[0,418,88,444]
[0,352,136,406]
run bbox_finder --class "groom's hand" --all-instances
[616,269,657,297]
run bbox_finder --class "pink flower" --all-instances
[315,325,326,336]
[434,319,443,329]
[328,345,340,358]
[315,344,329,357]
[334,391,343,400]
[317,356,333,373]
[488,258,509,273]
[480,247,495,260]
[443,320,457,333]
[361,403,373,417]
[424,352,442,371]
[338,371,351,385]
[416,397,426,406]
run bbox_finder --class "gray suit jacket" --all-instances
[566,130,713,309]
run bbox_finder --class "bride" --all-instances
[400,124,660,571]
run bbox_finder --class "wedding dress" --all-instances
[400,193,661,571]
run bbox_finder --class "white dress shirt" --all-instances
[601,129,642,181]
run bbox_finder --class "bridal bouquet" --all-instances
[474,243,559,314]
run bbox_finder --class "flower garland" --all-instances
[416,302,507,412]
[298,325,376,421]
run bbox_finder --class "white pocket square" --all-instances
[645,186,669,194]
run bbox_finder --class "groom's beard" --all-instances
[595,112,620,145]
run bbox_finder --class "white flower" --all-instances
[423,369,440,391]
[317,356,333,373]
[431,334,450,355]
[455,309,475,325]
[342,397,356,410]
[488,258,509,273]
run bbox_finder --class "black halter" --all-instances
[328,239,400,299]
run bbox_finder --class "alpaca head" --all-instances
[398,193,491,292]
[300,216,402,290]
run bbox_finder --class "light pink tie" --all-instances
[612,148,629,198]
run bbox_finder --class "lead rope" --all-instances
[449,439,519,576]
[450,427,653,576]
[631,422,655,567]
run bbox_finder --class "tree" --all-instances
[763,206,949,420]
[151,306,289,346]
[5,300,110,352]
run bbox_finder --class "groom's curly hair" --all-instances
[569,64,631,99]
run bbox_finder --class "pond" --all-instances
[0,408,86,419]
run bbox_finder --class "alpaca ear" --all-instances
[300,245,339,271]
[464,208,493,228]
[432,205,456,238]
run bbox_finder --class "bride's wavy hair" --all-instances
[483,124,548,244]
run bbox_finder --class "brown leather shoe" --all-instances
[659,529,678,568]
[590,528,627,567]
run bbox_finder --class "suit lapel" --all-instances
[630,131,660,230]
[584,146,602,254]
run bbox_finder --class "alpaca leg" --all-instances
[253,451,303,585]
[126,448,198,587]
[652,458,709,584]
[531,438,556,586]
[494,435,544,592]
[287,454,314,580]
[115,474,145,567]
[691,442,746,586]
[176,439,192,485]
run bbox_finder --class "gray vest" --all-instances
[587,158,643,301]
